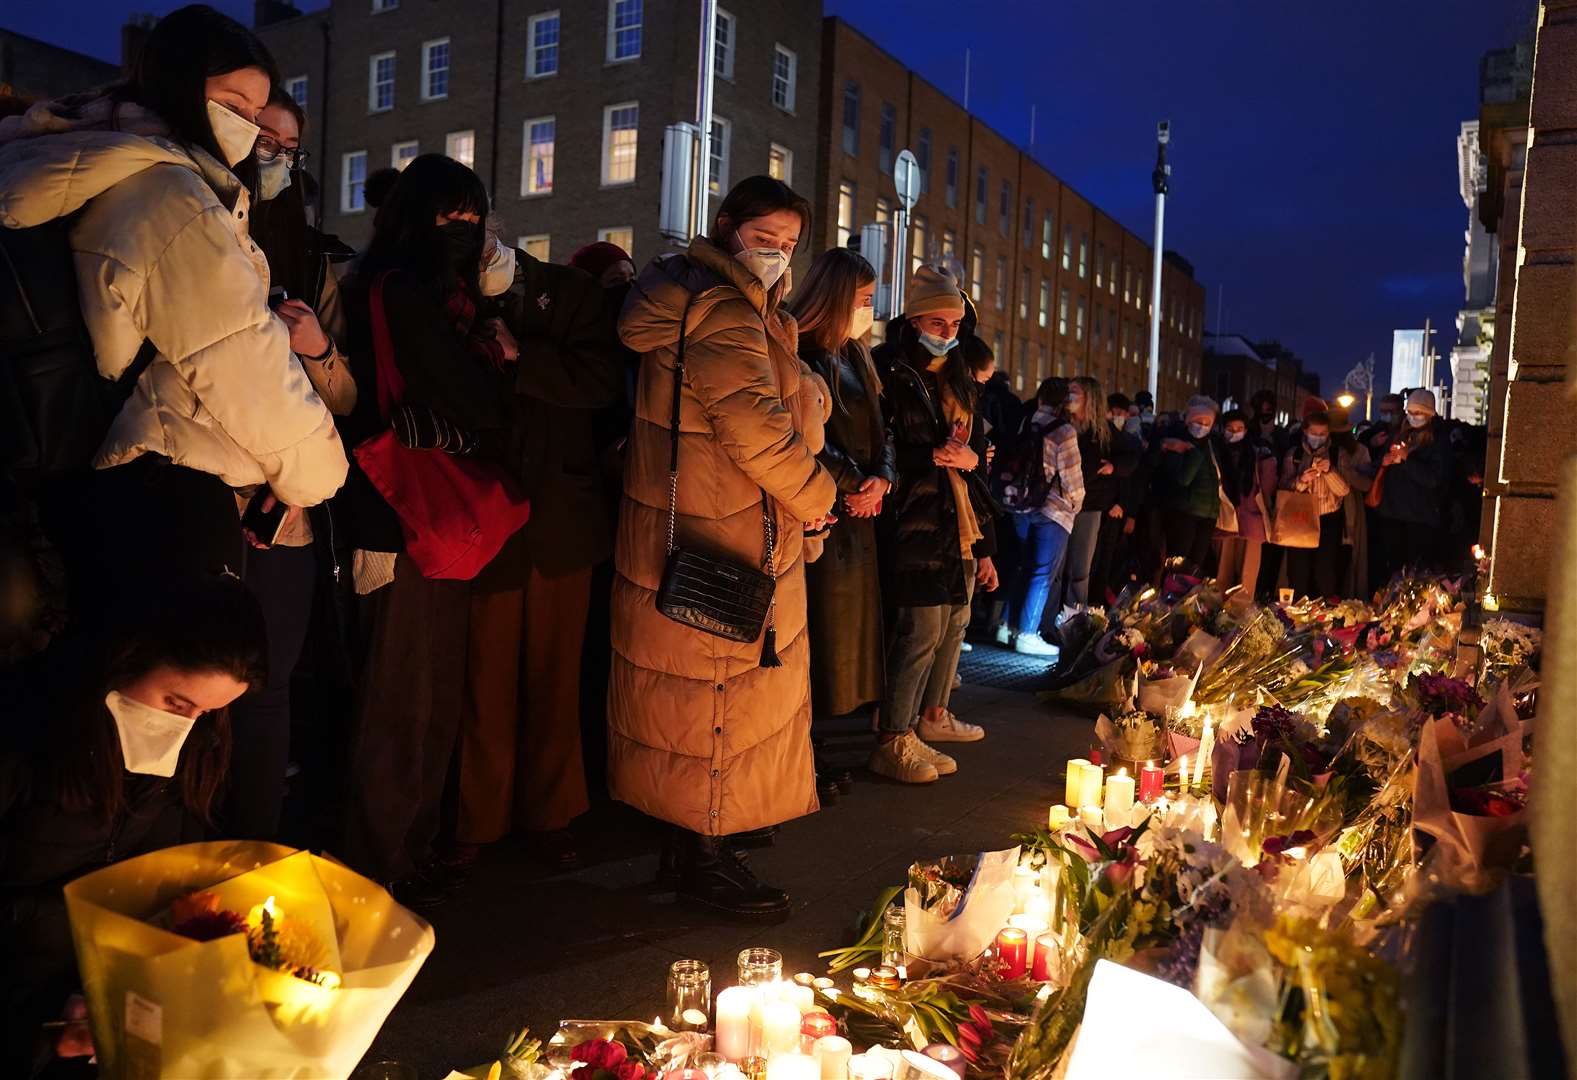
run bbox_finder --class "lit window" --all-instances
[1123,265,1132,303]
[969,247,984,302]
[1095,241,1105,288]
[598,226,634,259]
[1023,197,1035,249]
[1062,225,1072,270]
[1109,257,1118,295]
[608,0,642,62]
[341,150,367,213]
[841,81,859,155]
[874,196,891,225]
[916,127,931,192]
[878,102,896,173]
[1079,232,1089,278]
[1076,297,1086,341]
[391,140,418,170]
[527,11,560,77]
[519,234,551,262]
[994,256,1007,311]
[601,102,638,185]
[941,228,956,262]
[285,75,308,107]
[975,167,987,225]
[911,215,928,275]
[714,8,736,80]
[1018,268,1030,319]
[998,179,1011,236]
[945,148,959,209]
[837,180,856,248]
[523,116,555,195]
[1039,279,1050,328]
[1058,288,1069,335]
[708,117,730,196]
[1042,210,1053,260]
[446,129,475,168]
[768,142,793,185]
[421,38,449,101]
[772,45,797,112]
[369,51,395,113]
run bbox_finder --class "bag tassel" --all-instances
[760,606,782,668]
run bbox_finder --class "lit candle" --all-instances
[995,927,1028,979]
[813,1036,852,1080]
[1176,754,1188,789]
[1012,864,1038,913]
[800,1011,837,1044]
[1064,758,1090,807]
[1047,804,1072,830]
[761,999,804,1056]
[921,1043,968,1080]
[1103,769,1135,828]
[846,1055,893,1080]
[1193,723,1214,791]
[1031,931,1059,981]
[1022,886,1053,926]
[783,984,816,1014]
[1079,761,1106,808]
[716,986,754,1062]
[1079,804,1104,832]
[765,1053,819,1080]
[793,972,816,987]
[1138,761,1164,802]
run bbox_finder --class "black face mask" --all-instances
[437,219,483,276]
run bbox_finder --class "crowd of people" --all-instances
[0,6,1489,1072]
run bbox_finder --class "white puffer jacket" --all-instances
[0,94,348,506]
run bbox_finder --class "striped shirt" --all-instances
[1035,407,1086,531]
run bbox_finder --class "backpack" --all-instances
[990,412,1059,513]
[0,217,153,499]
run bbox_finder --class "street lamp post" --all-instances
[690,0,717,244]
[1146,121,1171,407]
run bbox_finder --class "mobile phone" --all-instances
[242,490,288,546]
[268,286,289,309]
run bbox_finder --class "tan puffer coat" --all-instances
[0,94,347,507]
[610,237,838,837]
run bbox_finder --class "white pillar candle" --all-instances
[814,1035,853,1080]
[1047,804,1072,830]
[1103,770,1135,829]
[1078,761,1105,809]
[716,986,754,1062]
[761,999,804,1056]
[1079,804,1105,832]
[1063,758,1090,807]
[766,1053,820,1080]
[783,983,816,1014]
[1194,722,1215,791]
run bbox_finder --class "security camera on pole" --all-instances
[890,148,921,316]
[1146,121,1171,406]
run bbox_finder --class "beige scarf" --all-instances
[927,356,983,559]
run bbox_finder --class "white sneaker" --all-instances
[1014,631,1059,658]
[909,733,958,775]
[918,709,986,743]
[868,733,940,784]
[959,641,973,653]
[994,623,1015,646]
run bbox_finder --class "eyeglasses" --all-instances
[255,135,309,168]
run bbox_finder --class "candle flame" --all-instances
[1472,544,1486,560]
[1483,593,1500,611]
[263,895,277,917]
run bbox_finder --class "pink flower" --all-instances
[968,1004,992,1030]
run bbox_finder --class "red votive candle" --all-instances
[1139,761,1165,802]
[995,927,1028,979]
[1088,747,1104,766]
[1031,931,1058,981]
[800,1010,837,1042]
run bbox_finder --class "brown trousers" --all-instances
[456,565,592,841]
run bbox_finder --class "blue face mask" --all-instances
[917,331,956,358]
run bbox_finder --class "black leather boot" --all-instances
[728,824,779,848]
[657,828,752,890]
[679,833,790,918]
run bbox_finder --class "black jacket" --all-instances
[1376,421,1455,527]
[977,370,1025,448]
[1077,420,1141,513]
[800,341,897,497]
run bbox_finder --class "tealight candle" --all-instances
[765,1053,819,1080]
[1138,761,1164,802]
[921,1044,968,1080]
[1031,931,1058,981]
[1047,804,1072,830]
[761,999,804,1056]
[813,1036,852,1080]
[716,986,754,1062]
[846,1054,893,1080]
[1007,913,1049,940]
[1079,804,1104,832]
[995,927,1028,979]
[1064,757,1090,807]
[800,1011,837,1043]
[1103,769,1135,828]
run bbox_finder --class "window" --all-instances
[284,75,308,106]
[1018,268,1030,319]
[969,247,984,302]
[714,8,736,80]
[708,117,730,195]
[1037,344,1048,383]
[1061,225,1072,270]
[768,142,793,185]
[974,167,987,225]
[998,179,1011,236]
[519,234,550,262]
[1093,304,1103,343]
[1058,288,1069,335]
[1120,322,1128,360]
[1019,341,1029,383]
[371,0,397,11]
[1039,279,1050,328]
[1108,310,1117,349]
[1079,232,1089,278]
[601,102,638,185]
[1042,210,1054,260]
[1023,197,1035,249]
[598,226,634,258]
[1109,257,1119,295]
[874,196,891,225]
[391,140,418,170]
[916,127,931,192]
[445,129,475,168]
[1123,265,1132,303]
[994,256,1007,311]
[772,46,797,111]
[421,38,449,100]
[945,147,959,209]
[1076,297,1086,341]
[836,180,856,248]
[368,51,395,113]
[527,11,560,77]
[522,116,555,195]
[607,0,642,62]
[878,103,896,173]
[841,81,860,155]
[1094,241,1105,288]
[911,216,928,275]
[941,229,957,266]
[341,151,367,213]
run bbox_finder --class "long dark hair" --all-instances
[360,153,490,295]
[45,574,268,827]
[120,4,279,186]
[712,175,813,249]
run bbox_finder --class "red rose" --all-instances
[573,1041,627,1071]
[616,1061,647,1080]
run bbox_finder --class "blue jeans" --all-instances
[1008,513,1071,636]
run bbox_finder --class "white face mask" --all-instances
[479,238,516,297]
[1123,416,1143,435]
[917,330,957,357]
[1407,412,1430,428]
[732,237,790,291]
[105,690,198,778]
[850,305,874,340]
[257,156,292,201]
[1187,421,1210,439]
[206,99,260,167]
[1305,433,1328,449]
[1226,430,1245,444]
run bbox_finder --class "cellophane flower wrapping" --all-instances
[63,841,433,1079]
[905,848,1021,965]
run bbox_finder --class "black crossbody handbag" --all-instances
[654,298,782,665]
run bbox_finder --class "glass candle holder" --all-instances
[667,959,711,1031]
[880,903,906,971]
[736,947,783,987]
[846,1055,894,1080]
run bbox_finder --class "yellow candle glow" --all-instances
[1047,804,1072,830]
[1064,758,1090,807]
[1077,761,1105,809]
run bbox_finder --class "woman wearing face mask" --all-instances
[1060,376,1137,611]
[1213,410,1278,596]
[1,573,266,1074]
[0,4,347,631]
[1371,389,1453,583]
[1153,396,1221,579]
[334,154,517,907]
[874,267,1001,785]
[610,175,836,917]
[787,249,895,802]
[1278,410,1351,600]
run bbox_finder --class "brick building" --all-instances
[0,27,120,100]
[254,0,822,270]
[812,17,1206,408]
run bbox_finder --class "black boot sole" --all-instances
[678,891,792,920]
